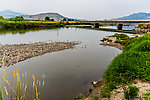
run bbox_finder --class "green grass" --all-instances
[145,89,150,99]
[110,33,130,40]
[123,86,139,99]
[102,33,150,98]
[0,21,64,29]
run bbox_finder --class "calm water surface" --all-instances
[0,28,122,100]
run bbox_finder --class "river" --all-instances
[0,27,124,100]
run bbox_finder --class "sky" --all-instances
[0,0,150,20]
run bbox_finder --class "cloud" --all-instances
[0,0,150,20]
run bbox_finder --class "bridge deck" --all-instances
[81,20,150,23]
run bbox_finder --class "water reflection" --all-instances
[0,28,122,100]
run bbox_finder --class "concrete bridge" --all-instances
[81,20,150,30]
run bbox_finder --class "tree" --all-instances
[0,16,4,19]
[15,16,24,21]
[63,18,66,21]
[50,19,54,21]
[45,16,50,21]
[68,19,72,21]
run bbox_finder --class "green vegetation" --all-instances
[138,23,150,29]
[74,93,86,99]
[0,17,83,30]
[102,33,150,98]
[10,16,24,21]
[145,90,150,99]
[63,18,67,21]
[0,16,4,19]
[111,33,130,40]
[45,16,50,21]
[110,33,132,46]
[123,86,139,99]
[0,21,64,29]
[93,96,99,100]
[104,34,150,84]
[101,82,116,98]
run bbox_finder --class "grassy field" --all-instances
[0,19,81,29]
[102,33,150,98]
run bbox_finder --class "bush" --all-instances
[111,33,129,40]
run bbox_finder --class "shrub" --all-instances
[111,33,129,40]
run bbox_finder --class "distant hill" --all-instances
[0,10,24,18]
[0,10,79,21]
[112,12,150,20]
[23,13,69,21]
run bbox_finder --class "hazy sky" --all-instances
[1,0,150,20]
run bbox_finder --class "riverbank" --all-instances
[76,33,150,100]
[81,80,150,100]
[0,42,78,67]
[0,21,64,29]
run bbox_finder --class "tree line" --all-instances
[0,16,76,21]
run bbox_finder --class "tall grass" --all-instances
[102,34,150,98]
[0,53,45,100]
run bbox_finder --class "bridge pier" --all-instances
[94,23,100,28]
[117,24,123,30]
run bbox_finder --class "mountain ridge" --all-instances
[112,12,150,20]
[23,12,68,21]
[0,10,24,17]
[0,10,75,21]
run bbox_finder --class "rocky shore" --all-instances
[82,80,150,100]
[134,27,150,33]
[0,42,78,67]
[100,36,124,50]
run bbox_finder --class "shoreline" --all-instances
[100,42,124,50]
[0,42,78,67]
[78,33,150,100]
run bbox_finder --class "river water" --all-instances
[0,28,123,100]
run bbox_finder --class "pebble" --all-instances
[0,42,78,67]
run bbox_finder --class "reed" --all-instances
[0,53,45,100]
